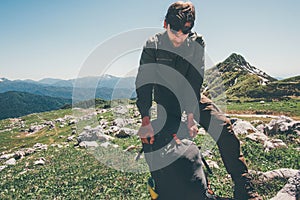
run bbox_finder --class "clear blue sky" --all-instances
[0,0,299,80]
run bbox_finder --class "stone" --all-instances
[133,111,140,118]
[77,126,114,143]
[232,119,259,135]
[265,115,300,135]
[5,158,16,165]
[252,168,299,182]
[271,170,300,200]
[108,126,120,134]
[206,160,220,169]
[264,139,287,152]
[113,106,128,115]
[0,165,7,172]
[115,128,137,138]
[99,141,118,148]
[67,136,75,142]
[34,158,46,165]
[33,143,48,151]
[0,153,14,160]
[79,141,99,148]
[28,124,45,134]
[44,121,55,128]
[246,132,269,143]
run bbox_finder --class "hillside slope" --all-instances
[0,91,71,119]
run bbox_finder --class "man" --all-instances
[135,1,261,199]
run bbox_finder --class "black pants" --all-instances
[143,95,249,199]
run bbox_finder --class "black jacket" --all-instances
[136,31,205,120]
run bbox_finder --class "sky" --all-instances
[0,0,299,80]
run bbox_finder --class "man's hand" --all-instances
[138,116,155,144]
[187,113,199,138]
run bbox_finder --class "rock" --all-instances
[28,124,45,134]
[33,143,48,151]
[67,136,75,142]
[77,126,114,143]
[68,119,77,125]
[13,150,26,159]
[113,106,128,115]
[34,157,46,165]
[44,121,55,129]
[0,153,15,160]
[271,170,300,200]
[264,139,287,152]
[232,119,259,135]
[55,118,64,123]
[108,126,120,134]
[133,111,140,118]
[100,141,119,148]
[265,115,300,135]
[71,130,77,135]
[99,119,108,126]
[112,118,135,128]
[115,128,137,138]
[0,165,7,172]
[79,141,99,148]
[246,131,287,152]
[206,160,220,169]
[246,132,269,143]
[252,168,299,182]
[112,118,127,127]
[5,158,16,165]
[256,124,265,133]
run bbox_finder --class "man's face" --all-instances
[166,24,189,47]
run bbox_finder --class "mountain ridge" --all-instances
[0,91,71,120]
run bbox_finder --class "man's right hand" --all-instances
[137,116,155,144]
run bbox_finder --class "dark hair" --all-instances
[165,1,195,31]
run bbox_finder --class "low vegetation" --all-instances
[0,99,299,199]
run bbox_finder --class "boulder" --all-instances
[77,126,114,143]
[257,168,299,182]
[265,115,300,135]
[271,170,300,200]
[246,132,269,142]
[232,119,259,135]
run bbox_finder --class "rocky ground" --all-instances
[0,105,299,199]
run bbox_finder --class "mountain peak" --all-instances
[224,53,248,66]
[219,53,277,83]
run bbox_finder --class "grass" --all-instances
[0,99,299,199]
[226,98,300,118]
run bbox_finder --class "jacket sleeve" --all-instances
[184,36,205,116]
[135,40,157,119]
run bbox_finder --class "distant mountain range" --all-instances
[1,53,299,119]
[0,75,136,101]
